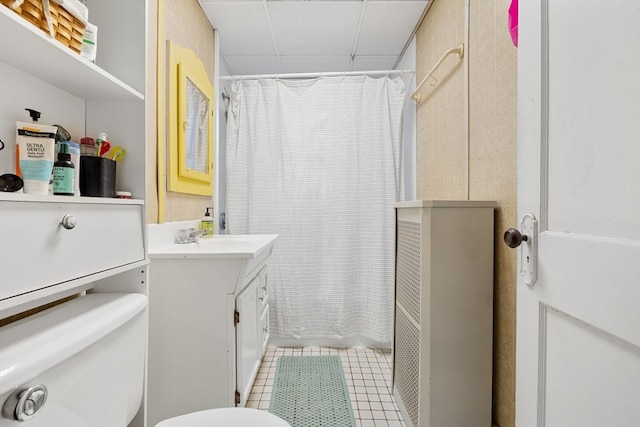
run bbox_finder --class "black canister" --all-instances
[79,156,116,197]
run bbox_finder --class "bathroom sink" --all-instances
[149,234,277,258]
[149,234,278,285]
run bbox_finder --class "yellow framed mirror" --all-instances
[168,40,214,195]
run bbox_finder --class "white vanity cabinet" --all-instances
[147,234,277,427]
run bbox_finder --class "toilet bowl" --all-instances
[155,407,292,427]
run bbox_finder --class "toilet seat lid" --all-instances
[155,408,292,427]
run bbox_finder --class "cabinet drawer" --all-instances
[0,200,145,300]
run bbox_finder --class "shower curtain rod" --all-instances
[220,69,414,81]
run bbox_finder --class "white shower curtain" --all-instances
[226,76,405,347]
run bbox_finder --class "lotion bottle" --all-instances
[17,109,57,194]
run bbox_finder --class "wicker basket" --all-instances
[1,0,85,54]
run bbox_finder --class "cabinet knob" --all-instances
[60,215,77,230]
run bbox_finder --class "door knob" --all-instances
[504,228,529,248]
[504,214,538,286]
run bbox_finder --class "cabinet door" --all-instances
[236,275,259,406]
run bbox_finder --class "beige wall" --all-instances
[146,0,215,223]
[415,0,517,425]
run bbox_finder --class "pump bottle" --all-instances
[15,108,41,177]
[200,207,214,238]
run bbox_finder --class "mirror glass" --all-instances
[185,77,210,174]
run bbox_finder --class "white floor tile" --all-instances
[245,346,404,425]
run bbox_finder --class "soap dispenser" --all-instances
[200,207,214,238]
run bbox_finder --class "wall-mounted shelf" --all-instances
[0,193,144,205]
[0,7,143,101]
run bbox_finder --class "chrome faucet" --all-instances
[176,227,206,244]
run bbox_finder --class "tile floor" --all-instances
[246,346,406,427]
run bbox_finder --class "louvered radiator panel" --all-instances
[394,305,420,427]
[395,220,422,427]
[396,220,422,324]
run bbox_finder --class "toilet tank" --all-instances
[0,293,147,426]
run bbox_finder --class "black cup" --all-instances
[80,156,116,197]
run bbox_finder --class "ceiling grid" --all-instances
[199,0,429,75]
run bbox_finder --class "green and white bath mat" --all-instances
[270,356,356,427]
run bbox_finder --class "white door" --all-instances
[516,1,640,426]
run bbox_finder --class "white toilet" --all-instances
[156,408,291,427]
[0,293,290,427]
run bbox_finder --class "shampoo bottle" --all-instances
[53,142,75,196]
[200,207,214,238]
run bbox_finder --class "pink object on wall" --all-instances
[509,0,518,47]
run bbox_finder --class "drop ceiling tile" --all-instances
[268,1,363,56]
[350,56,399,72]
[200,0,259,2]
[222,56,282,76]
[356,1,427,56]
[279,56,351,74]
[200,2,277,56]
